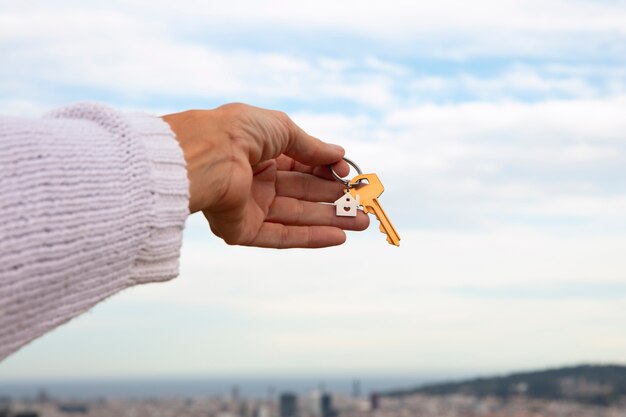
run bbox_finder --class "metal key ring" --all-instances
[329,157,363,187]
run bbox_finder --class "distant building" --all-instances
[279,393,298,417]
[369,392,380,410]
[320,393,333,417]
[309,390,335,417]
[252,403,271,417]
[238,400,249,417]
[0,396,9,417]
[309,390,321,417]
[232,385,240,403]
[352,380,361,398]
[36,389,50,404]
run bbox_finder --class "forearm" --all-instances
[0,103,189,360]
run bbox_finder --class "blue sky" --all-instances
[2,0,626,380]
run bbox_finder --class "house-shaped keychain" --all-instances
[333,193,361,217]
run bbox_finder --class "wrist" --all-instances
[161,109,234,213]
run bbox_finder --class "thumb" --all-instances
[282,117,345,166]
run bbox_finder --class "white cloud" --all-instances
[409,66,607,99]
[103,0,626,37]
[374,98,626,181]
[0,10,402,111]
[461,69,597,98]
[2,4,624,116]
[98,0,626,61]
[385,98,626,141]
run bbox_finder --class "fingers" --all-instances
[249,223,347,249]
[266,196,370,230]
[325,159,351,179]
[276,171,346,202]
[277,112,346,166]
[275,155,350,181]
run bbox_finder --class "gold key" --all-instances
[349,173,400,246]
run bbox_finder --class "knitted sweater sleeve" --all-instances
[0,103,189,361]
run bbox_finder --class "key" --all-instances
[349,173,400,246]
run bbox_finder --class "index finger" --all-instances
[275,155,351,180]
[279,112,345,166]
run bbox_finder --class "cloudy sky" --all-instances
[2,0,626,381]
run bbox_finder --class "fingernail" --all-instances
[331,144,345,153]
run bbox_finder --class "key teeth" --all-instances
[365,204,400,246]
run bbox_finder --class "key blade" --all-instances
[364,197,400,247]
[349,172,400,246]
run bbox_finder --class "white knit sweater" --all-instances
[0,103,189,361]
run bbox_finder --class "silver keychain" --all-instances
[329,157,362,217]
[328,157,401,246]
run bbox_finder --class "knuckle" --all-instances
[307,227,314,247]
[273,110,294,131]
[279,227,290,249]
[301,175,312,200]
[218,105,249,144]
[219,102,249,115]
[273,109,290,121]
[219,103,249,126]
[294,200,305,224]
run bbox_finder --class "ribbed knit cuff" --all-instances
[46,103,190,285]
[0,105,190,361]
[125,112,190,284]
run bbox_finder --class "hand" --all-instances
[162,103,369,248]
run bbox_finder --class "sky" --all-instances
[2,0,626,381]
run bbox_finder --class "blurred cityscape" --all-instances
[3,384,626,417]
[4,365,626,417]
